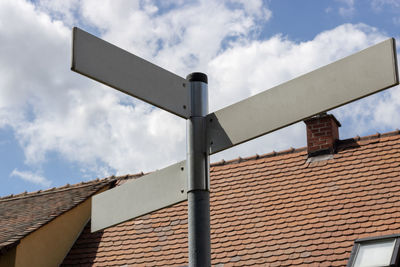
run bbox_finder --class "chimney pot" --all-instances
[304,113,341,157]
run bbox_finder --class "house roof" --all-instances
[0,177,114,254]
[61,130,400,266]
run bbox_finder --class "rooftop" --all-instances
[59,130,400,266]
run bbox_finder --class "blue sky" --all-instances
[0,0,399,196]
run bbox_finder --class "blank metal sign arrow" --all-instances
[207,38,399,154]
[92,161,187,232]
[71,27,190,119]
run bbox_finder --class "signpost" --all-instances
[71,27,399,267]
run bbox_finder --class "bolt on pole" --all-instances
[186,72,211,267]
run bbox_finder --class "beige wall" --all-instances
[0,185,109,267]
[14,197,92,267]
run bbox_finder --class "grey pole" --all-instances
[186,72,211,267]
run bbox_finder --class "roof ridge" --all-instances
[358,129,400,141]
[0,172,144,202]
[338,129,400,145]
[0,178,112,202]
[210,129,400,167]
[211,147,307,167]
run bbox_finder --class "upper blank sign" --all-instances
[71,27,190,118]
[207,38,399,154]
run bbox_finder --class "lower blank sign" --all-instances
[91,161,187,232]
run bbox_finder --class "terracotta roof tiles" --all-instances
[0,176,116,253]
[21,131,400,265]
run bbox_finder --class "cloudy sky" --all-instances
[0,0,399,196]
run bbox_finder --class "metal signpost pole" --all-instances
[186,72,211,266]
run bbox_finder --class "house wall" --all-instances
[13,197,92,267]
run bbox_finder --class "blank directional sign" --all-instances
[71,27,190,118]
[74,26,399,236]
[92,161,187,232]
[207,38,399,154]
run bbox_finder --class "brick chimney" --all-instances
[304,113,341,157]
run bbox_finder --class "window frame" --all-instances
[347,234,400,267]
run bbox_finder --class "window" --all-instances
[348,234,400,267]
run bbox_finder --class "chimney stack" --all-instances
[304,113,341,157]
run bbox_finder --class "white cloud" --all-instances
[0,0,273,178]
[10,169,52,187]
[373,86,400,127]
[371,0,400,11]
[0,0,398,182]
[335,0,355,17]
[34,0,81,26]
[370,1,400,27]
[76,0,271,74]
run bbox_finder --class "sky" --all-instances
[0,0,400,196]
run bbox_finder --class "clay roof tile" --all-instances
[6,131,400,266]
